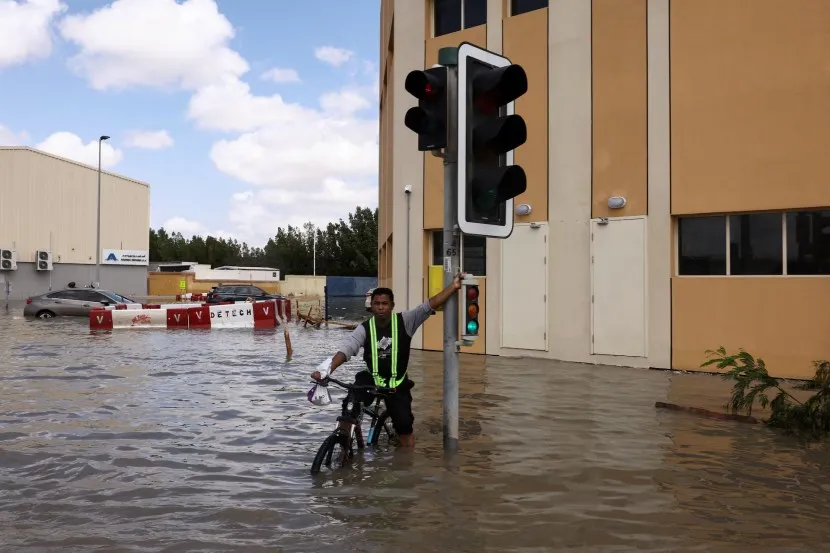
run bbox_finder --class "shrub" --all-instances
[701,347,830,440]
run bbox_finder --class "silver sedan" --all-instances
[24,288,137,319]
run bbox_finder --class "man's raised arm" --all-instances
[401,274,461,336]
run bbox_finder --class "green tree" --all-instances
[148,206,378,277]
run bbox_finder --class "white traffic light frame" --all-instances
[457,42,518,239]
[459,273,481,345]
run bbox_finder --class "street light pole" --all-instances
[95,135,110,288]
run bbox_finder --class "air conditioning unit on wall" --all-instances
[36,250,53,271]
[0,249,17,271]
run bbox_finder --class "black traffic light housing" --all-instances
[457,43,528,239]
[460,274,480,344]
[404,66,447,151]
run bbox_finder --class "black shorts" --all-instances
[351,370,415,436]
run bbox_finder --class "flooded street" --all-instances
[1,301,829,552]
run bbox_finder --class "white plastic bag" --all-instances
[307,357,333,406]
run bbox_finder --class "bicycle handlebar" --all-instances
[311,376,395,395]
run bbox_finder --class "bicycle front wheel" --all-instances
[310,432,351,474]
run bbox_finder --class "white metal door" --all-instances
[501,223,548,351]
[590,217,648,357]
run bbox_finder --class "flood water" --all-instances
[1,299,830,552]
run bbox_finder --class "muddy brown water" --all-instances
[1,306,829,552]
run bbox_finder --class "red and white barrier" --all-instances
[90,299,289,330]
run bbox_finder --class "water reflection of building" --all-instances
[376,0,830,380]
[656,374,830,546]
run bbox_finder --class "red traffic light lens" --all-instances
[466,286,479,301]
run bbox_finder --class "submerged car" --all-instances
[24,288,137,319]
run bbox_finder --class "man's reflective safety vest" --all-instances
[361,312,413,389]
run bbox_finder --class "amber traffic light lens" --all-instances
[467,304,479,318]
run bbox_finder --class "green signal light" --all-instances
[466,320,479,334]
[474,189,497,211]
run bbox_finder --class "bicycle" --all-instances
[309,376,399,474]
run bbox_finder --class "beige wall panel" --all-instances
[391,0,426,326]
[591,0,647,219]
[503,8,548,223]
[671,0,830,214]
[423,26,488,231]
[646,0,672,369]
[0,149,149,265]
[672,277,830,380]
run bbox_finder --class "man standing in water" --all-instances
[311,274,462,448]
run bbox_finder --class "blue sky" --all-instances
[0,0,380,247]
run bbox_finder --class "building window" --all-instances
[786,210,830,275]
[434,0,486,37]
[729,213,783,275]
[677,215,727,275]
[511,0,548,17]
[431,230,487,276]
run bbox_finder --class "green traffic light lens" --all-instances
[466,320,479,334]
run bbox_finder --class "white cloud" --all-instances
[51,0,379,245]
[226,179,377,245]
[185,73,379,198]
[314,46,353,67]
[162,216,205,236]
[124,129,173,149]
[36,132,123,169]
[57,0,248,91]
[187,76,318,133]
[261,67,300,83]
[0,123,29,145]
[0,0,66,68]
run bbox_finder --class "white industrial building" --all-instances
[0,147,150,301]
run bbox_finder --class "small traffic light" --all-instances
[460,275,480,344]
[404,66,447,151]
[457,43,528,239]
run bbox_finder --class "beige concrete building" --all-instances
[376,0,830,380]
[0,147,150,300]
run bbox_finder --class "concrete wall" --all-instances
[384,0,830,379]
[0,147,150,265]
[0,146,151,300]
[2,263,147,301]
[281,275,326,297]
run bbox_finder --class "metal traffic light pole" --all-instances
[437,46,460,455]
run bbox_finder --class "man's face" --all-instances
[371,293,394,323]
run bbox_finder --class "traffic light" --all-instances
[460,275,480,344]
[404,66,448,151]
[457,42,528,239]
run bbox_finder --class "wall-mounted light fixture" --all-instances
[608,196,627,209]
[515,203,532,216]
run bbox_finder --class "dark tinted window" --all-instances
[729,213,782,275]
[52,289,107,302]
[464,0,487,28]
[435,0,461,36]
[462,234,487,276]
[432,230,445,266]
[432,230,486,275]
[677,216,726,275]
[786,210,830,275]
[512,0,548,16]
